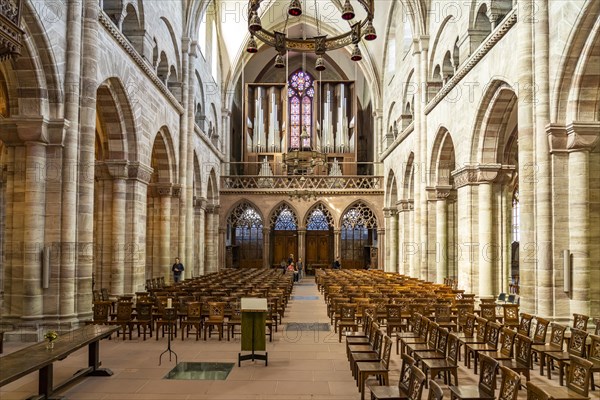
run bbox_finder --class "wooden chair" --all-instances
[347,312,374,346]
[479,304,498,322]
[85,301,112,326]
[455,305,475,333]
[370,363,425,400]
[516,313,534,336]
[535,355,594,400]
[180,301,203,340]
[502,304,520,330]
[525,381,551,400]
[573,314,589,331]
[203,301,225,341]
[434,304,457,332]
[546,328,589,385]
[226,306,242,341]
[459,316,489,363]
[396,314,426,355]
[405,322,439,357]
[92,290,101,302]
[339,303,359,342]
[448,353,498,400]
[421,333,460,388]
[497,365,522,400]
[357,335,393,400]
[485,327,517,362]
[386,304,404,337]
[400,317,431,356]
[531,322,567,375]
[415,328,450,366]
[586,334,600,390]
[348,322,383,361]
[500,333,532,385]
[466,321,502,373]
[427,380,444,400]
[532,317,550,345]
[351,329,384,379]
[133,301,153,340]
[110,301,133,340]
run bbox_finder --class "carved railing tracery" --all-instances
[221,175,383,192]
[0,0,24,61]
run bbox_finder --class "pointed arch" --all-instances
[386,170,399,208]
[206,167,219,204]
[341,200,379,230]
[150,127,177,184]
[304,202,335,230]
[193,152,202,198]
[403,152,415,199]
[268,201,299,230]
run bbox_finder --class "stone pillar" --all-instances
[452,167,478,292]
[398,200,411,275]
[566,122,599,316]
[196,197,206,275]
[389,210,398,273]
[186,44,198,278]
[157,185,172,282]
[377,228,385,270]
[516,0,536,313]
[204,205,216,273]
[214,206,221,270]
[127,162,152,292]
[106,161,128,295]
[478,181,494,297]
[262,227,271,268]
[334,229,341,264]
[411,38,422,281]
[178,40,190,270]
[372,109,383,176]
[77,0,101,319]
[60,0,83,319]
[418,36,430,281]
[218,227,226,271]
[435,191,450,284]
[408,202,416,277]
[22,141,47,320]
[534,0,553,317]
[383,208,391,271]
[298,228,306,269]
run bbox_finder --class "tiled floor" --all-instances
[1,277,596,400]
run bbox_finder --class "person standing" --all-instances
[172,257,184,283]
[296,257,304,280]
[333,256,341,270]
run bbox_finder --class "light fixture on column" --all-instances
[246,36,258,53]
[246,0,376,68]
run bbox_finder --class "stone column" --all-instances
[204,205,216,273]
[334,229,341,264]
[262,227,271,268]
[60,0,83,319]
[452,167,478,292]
[389,210,398,273]
[77,0,101,318]
[196,197,206,275]
[377,228,385,270]
[534,0,553,317]
[435,189,451,284]
[106,161,128,295]
[213,206,221,270]
[22,141,47,320]
[218,227,226,271]
[398,200,410,275]
[383,208,391,271]
[411,38,422,280]
[186,43,198,277]
[478,180,494,297]
[566,122,599,316]
[127,162,152,292]
[298,228,306,269]
[408,202,416,277]
[516,0,536,313]
[418,36,430,281]
[372,109,383,176]
[178,40,190,269]
[157,185,172,281]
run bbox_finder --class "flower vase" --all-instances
[46,340,54,350]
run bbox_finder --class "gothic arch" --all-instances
[268,202,299,230]
[206,167,219,205]
[150,127,177,184]
[386,170,399,208]
[226,200,264,227]
[340,200,379,229]
[429,127,456,186]
[403,152,415,200]
[304,202,335,230]
[160,16,181,76]
[193,152,202,198]
[428,15,459,74]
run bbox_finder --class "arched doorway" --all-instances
[269,203,298,268]
[304,203,334,270]
[340,201,378,269]
[226,201,263,268]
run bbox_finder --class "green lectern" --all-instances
[238,297,268,366]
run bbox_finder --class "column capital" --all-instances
[127,161,154,184]
[104,160,129,179]
[181,37,191,53]
[171,184,182,198]
[425,185,454,201]
[397,199,414,212]
[297,228,307,234]
[94,161,111,181]
[418,35,430,52]
[194,196,207,209]
[452,164,512,188]
[566,121,600,152]
[153,183,172,197]
[383,207,398,217]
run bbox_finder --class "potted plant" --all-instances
[44,330,58,350]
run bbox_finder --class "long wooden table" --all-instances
[0,324,119,400]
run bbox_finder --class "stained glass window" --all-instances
[227,202,264,264]
[271,205,298,230]
[288,70,314,150]
[306,205,333,231]
[341,202,378,267]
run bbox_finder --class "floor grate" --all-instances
[164,362,235,380]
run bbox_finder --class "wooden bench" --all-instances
[0,324,119,400]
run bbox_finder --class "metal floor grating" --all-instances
[164,362,235,380]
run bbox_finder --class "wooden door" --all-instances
[272,231,297,266]
[306,230,333,268]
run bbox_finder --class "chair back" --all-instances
[136,302,153,322]
[207,302,225,322]
[514,333,532,367]
[475,317,489,340]
[115,302,133,322]
[572,313,589,330]
[479,304,497,321]
[565,355,593,397]
[517,313,533,336]
[594,318,600,335]
[525,381,550,400]
[426,322,440,348]
[446,333,459,365]
[497,366,521,400]
[101,288,110,301]
[398,353,415,392]
[498,327,517,357]
[407,366,426,400]
[418,318,431,341]
[502,304,520,326]
[589,334,600,363]
[186,302,202,319]
[456,304,474,329]
[92,301,111,323]
[548,322,567,349]
[478,353,499,396]
[435,327,449,354]
[462,312,476,336]
[381,335,393,369]
[386,304,402,322]
[434,304,453,322]
[427,379,444,400]
[412,313,424,334]
[532,317,550,343]
[92,290,101,302]
[340,303,357,322]
[567,328,588,357]
[485,321,502,348]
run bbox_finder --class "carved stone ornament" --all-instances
[566,121,600,151]
[128,162,154,184]
[0,0,24,61]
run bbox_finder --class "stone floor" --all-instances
[1,277,597,400]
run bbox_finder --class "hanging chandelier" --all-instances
[246,0,376,71]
